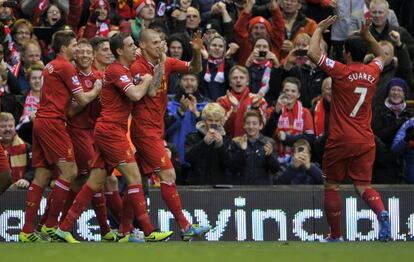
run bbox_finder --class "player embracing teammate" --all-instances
[308,16,391,242]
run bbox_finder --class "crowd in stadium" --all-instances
[0,0,409,243]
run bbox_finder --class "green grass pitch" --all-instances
[1,242,413,262]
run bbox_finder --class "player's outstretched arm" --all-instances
[125,74,153,101]
[307,15,337,64]
[360,18,386,65]
[73,79,102,107]
[189,31,203,74]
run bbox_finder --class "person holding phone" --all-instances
[275,139,324,185]
[184,103,233,185]
[245,37,283,104]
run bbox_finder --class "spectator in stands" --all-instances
[365,0,414,62]
[0,112,33,188]
[391,118,414,184]
[78,0,117,39]
[119,0,156,43]
[0,0,17,66]
[373,78,411,183]
[16,62,43,145]
[200,2,234,44]
[229,109,279,185]
[312,76,331,165]
[9,19,34,66]
[369,40,413,110]
[11,40,42,95]
[283,33,327,108]
[234,0,284,65]
[262,77,315,166]
[245,36,282,104]
[0,44,22,96]
[200,33,235,101]
[217,65,267,138]
[184,102,233,185]
[167,33,192,95]
[0,63,22,122]
[171,6,202,39]
[280,0,317,58]
[275,138,324,185]
[166,73,208,176]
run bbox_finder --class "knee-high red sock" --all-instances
[125,185,154,236]
[160,182,189,231]
[45,178,70,228]
[324,189,342,239]
[59,184,96,232]
[92,191,111,235]
[22,183,44,233]
[119,193,134,235]
[60,190,77,223]
[37,192,52,231]
[362,187,385,215]
[105,191,123,223]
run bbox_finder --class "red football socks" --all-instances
[324,189,342,239]
[125,185,154,236]
[92,191,111,236]
[60,184,96,232]
[22,183,44,233]
[160,182,190,231]
[44,178,70,228]
[105,190,123,223]
[362,187,385,216]
[119,192,134,235]
[60,190,77,223]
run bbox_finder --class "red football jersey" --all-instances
[317,54,383,145]
[67,69,102,129]
[36,55,83,120]
[96,61,134,131]
[130,56,189,136]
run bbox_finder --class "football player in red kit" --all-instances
[307,16,391,242]
[130,29,210,241]
[55,32,173,243]
[19,31,102,242]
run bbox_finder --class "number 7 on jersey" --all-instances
[350,87,367,117]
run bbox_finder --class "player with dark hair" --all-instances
[55,32,173,243]
[19,30,102,242]
[307,16,391,242]
[130,29,210,241]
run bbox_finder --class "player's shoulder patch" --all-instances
[325,58,335,68]
[119,75,130,83]
[71,75,80,86]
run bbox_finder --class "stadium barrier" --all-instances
[1,185,413,242]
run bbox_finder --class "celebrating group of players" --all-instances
[0,14,393,243]
[11,27,210,243]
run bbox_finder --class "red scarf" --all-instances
[4,25,20,65]
[314,97,325,137]
[204,57,225,83]
[3,135,27,182]
[33,0,49,25]
[252,59,273,95]
[276,101,304,160]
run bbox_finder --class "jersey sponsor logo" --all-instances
[325,58,335,68]
[120,75,131,83]
[72,76,81,86]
